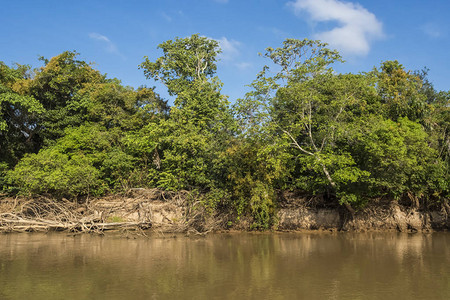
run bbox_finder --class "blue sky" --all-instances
[1,0,449,103]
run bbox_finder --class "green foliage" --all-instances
[107,215,126,223]
[350,116,448,199]
[0,62,45,165]
[133,34,234,192]
[242,38,448,210]
[27,51,105,142]
[249,181,275,229]
[221,138,289,228]
[200,187,230,215]
[63,154,104,197]
[56,124,113,153]
[54,124,136,192]
[74,81,168,131]
[373,60,429,122]
[1,37,449,229]
[125,110,230,191]
[7,123,136,198]
[7,149,103,198]
[242,39,371,209]
[101,148,135,189]
[2,50,167,198]
[0,162,8,192]
[140,34,220,97]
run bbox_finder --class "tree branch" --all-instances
[282,128,314,156]
[307,99,319,152]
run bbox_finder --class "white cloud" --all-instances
[271,27,289,38]
[257,26,290,39]
[89,32,110,43]
[288,0,384,56]
[216,37,241,61]
[213,37,251,71]
[421,23,441,38]
[160,12,172,22]
[89,32,123,58]
[235,62,252,70]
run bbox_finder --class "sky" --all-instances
[1,0,450,104]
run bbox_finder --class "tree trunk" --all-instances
[320,163,355,216]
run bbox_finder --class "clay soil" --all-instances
[1,189,449,235]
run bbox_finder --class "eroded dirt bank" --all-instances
[1,189,449,234]
[278,206,449,232]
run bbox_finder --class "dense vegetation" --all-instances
[1,35,449,228]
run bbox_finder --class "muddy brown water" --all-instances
[0,232,449,299]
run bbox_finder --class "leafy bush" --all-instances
[0,162,9,192]
[7,149,104,198]
[352,117,448,199]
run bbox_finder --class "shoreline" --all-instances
[1,190,449,235]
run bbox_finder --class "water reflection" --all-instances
[0,233,449,299]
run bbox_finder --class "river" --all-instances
[0,232,449,299]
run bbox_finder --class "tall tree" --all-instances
[0,62,44,166]
[135,34,233,190]
[28,51,104,143]
[140,34,220,97]
[240,39,373,214]
[373,60,429,122]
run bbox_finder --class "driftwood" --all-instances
[0,215,151,233]
[0,189,219,235]
[0,193,153,234]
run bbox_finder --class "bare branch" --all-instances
[307,99,319,152]
[282,128,314,156]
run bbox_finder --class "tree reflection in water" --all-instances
[0,233,448,299]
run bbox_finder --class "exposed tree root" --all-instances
[3,190,447,234]
[0,189,219,235]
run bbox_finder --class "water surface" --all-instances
[0,232,449,299]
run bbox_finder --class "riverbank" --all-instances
[1,189,449,234]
